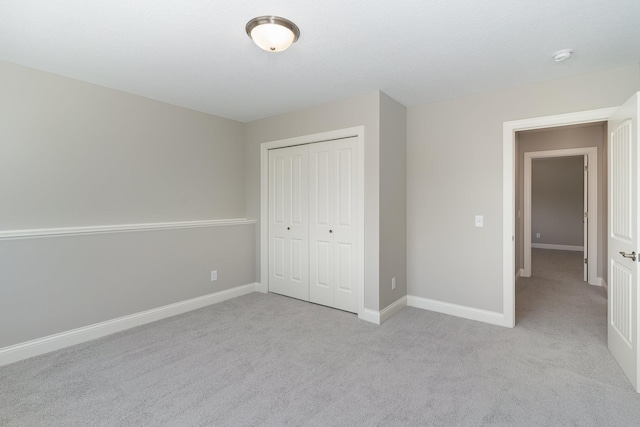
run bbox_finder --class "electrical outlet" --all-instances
[210,270,218,281]
[536,233,541,239]
[392,277,396,290]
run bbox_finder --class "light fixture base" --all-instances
[553,49,574,62]
[246,16,300,52]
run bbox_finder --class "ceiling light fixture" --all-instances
[246,16,300,52]
[553,49,574,62]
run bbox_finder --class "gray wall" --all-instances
[0,61,254,348]
[407,64,639,313]
[531,157,584,246]
[3,58,640,348]
[0,61,246,227]
[379,93,408,308]
[245,92,382,310]
[517,123,607,279]
[0,226,255,348]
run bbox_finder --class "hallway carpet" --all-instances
[1,249,639,426]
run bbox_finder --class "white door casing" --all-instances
[309,137,359,312]
[608,93,640,391]
[584,155,589,282]
[268,145,309,301]
[522,148,598,284]
[503,107,616,328]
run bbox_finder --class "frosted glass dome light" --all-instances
[246,16,300,52]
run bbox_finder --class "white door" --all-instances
[268,145,309,301]
[309,137,358,313]
[608,92,640,391]
[583,155,588,282]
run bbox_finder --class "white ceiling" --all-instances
[2,1,639,122]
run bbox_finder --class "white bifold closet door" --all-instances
[308,138,358,313]
[268,137,358,313]
[268,145,309,301]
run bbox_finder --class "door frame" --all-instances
[259,126,366,319]
[502,108,616,327]
[523,147,598,284]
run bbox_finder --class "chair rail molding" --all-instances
[0,218,257,241]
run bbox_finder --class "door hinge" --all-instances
[584,258,588,264]
[584,211,588,218]
[584,165,588,171]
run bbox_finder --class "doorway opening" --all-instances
[504,94,639,391]
[529,155,588,281]
[501,108,615,328]
[519,142,601,286]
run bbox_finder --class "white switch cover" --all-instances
[211,270,218,281]
[475,215,484,227]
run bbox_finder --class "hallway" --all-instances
[516,247,611,367]
[517,248,607,342]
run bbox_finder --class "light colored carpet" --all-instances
[1,248,640,426]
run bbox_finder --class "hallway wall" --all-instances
[531,156,585,247]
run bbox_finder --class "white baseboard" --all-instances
[516,269,524,279]
[358,296,407,325]
[0,283,258,367]
[595,277,607,289]
[358,309,381,325]
[380,296,407,323]
[406,295,505,327]
[531,243,583,252]
[255,282,267,293]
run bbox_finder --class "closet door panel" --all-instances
[309,144,334,306]
[332,139,358,313]
[268,152,288,295]
[309,138,358,313]
[268,146,309,301]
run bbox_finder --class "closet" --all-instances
[268,137,359,313]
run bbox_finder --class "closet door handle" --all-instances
[329,230,333,233]
[619,251,636,261]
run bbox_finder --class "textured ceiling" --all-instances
[1,1,639,122]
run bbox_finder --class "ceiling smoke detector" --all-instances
[553,49,574,62]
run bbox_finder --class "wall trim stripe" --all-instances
[0,283,260,367]
[407,295,505,327]
[0,218,257,241]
